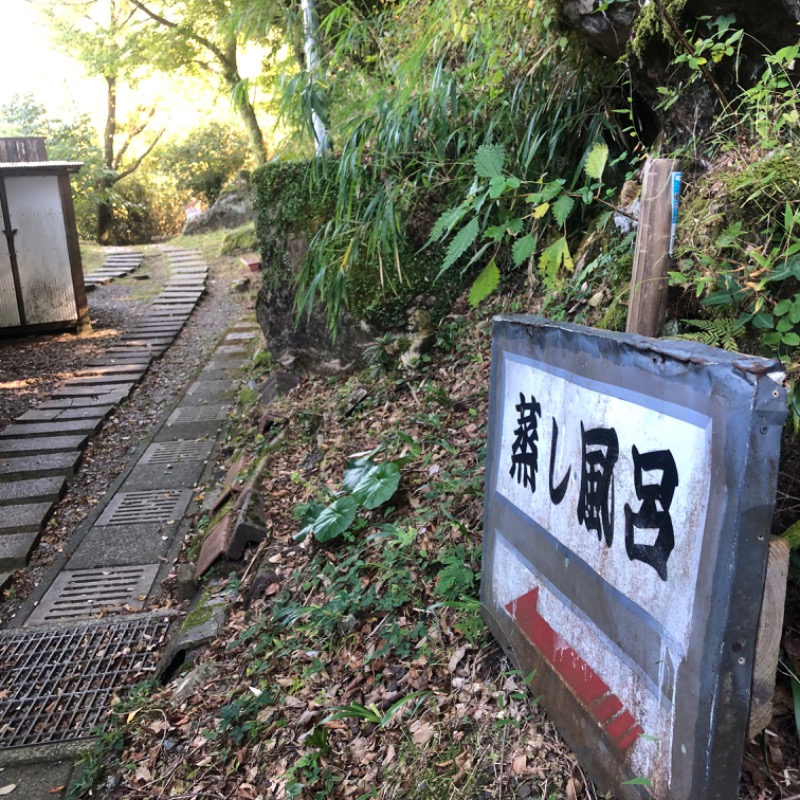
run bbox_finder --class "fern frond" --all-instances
[671,317,742,352]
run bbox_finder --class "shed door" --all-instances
[0,221,20,328]
[5,175,77,325]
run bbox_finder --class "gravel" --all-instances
[0,245,257,622]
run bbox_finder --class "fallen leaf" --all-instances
[566,777,581,800]
[0,786,15,796]
[48,788,65,795]
[410,719,435,746]
[511,755,527,775]
[448,645,469,673]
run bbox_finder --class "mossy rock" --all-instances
[220,223,257,255]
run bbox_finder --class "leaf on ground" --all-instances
[297,495,357,542]
[345,459,400,509]
[0,786,15,796]
[410,719,436,746]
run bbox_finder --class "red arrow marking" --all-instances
[505,587,644,751]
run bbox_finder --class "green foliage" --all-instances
[295,456,402,542]
[672,317,742,351]
[158,121,251,205]
[272,0,624,325]
[468,259,500,308]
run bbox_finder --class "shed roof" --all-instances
[0,161,83,176]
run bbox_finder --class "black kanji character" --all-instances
[577,422,619,546]
[624,446,679,582]
[549,418,570,505]
[509,392,542,492]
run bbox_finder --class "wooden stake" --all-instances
[626,158,679,338]
[748,537,790,739]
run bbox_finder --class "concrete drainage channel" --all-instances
[0,249,261,797]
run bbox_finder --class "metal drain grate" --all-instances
[96,490,192,526]
[167,405,230,424]
[0,615,171,749]
[139,440,213,465]
[25,565,159,626]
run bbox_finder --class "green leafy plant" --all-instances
[295,455,403,542]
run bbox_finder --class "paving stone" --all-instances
[215,345,248,357]
[0,436,87,456]
[52,382,135,397]
[0,476,66,506]
[0,420,102,438]
[199,368,245,382]
[67,372,145,385]
[120,337,174,347]
[53,405,115,421]
[121,459,209,490]
[16,407,113,423]
[106,347,166,357]
[165,280,205,287]
[204,358,249,372]
[0,451,82,480]
[0,501,54,533]
[121,332,176,341]
[0,760,74,800]
[155,406,229,442]
[76,364,148,377]
[67,523,178,569]
[15,409,60,422]
[86,356,152,367]
[225,331,258,341]
[153,298,199,307]
[38,394,127,409]
[184,379,238,404]
[0,532,39,569]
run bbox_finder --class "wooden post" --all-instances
[626,158,679,338]
[748,537,790,739]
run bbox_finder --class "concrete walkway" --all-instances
[0,249,260,797]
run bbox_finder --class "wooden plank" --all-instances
[0,137,47,163]
[59,172,90,332]
[626,158,679,338]
[748,537,791,738]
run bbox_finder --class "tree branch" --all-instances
[129,0,232,67]
[116,128,165,182]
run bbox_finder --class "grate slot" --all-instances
[0,616,170,748]
[96,490,192,527]
[167,405,229,424]
[139,440,213,465]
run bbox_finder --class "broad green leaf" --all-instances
[345,459,401,509]
[484,224,507,241]
[489,175,507,198]
[774,298,792,316]
[505,176,521,189]
[782,332,800,346]
[512,234,537,267]
[469,258,500,308]
[474,144,505,178]
[532,202,550,219]
[540,180,565,202]
[439,217,479,275]
[584,142,609,180]
[297,496,357,542]
[552,194,575,228]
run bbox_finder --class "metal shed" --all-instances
[0,159,89,335]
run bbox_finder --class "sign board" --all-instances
[481,316,786,799]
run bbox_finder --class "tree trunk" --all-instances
[97,75,118,243]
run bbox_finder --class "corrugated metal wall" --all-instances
[5,176,77,325]
[0,231,20,327]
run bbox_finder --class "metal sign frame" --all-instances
[481,315,786,799]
